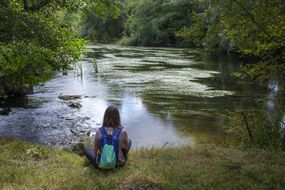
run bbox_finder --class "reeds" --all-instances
[92,58,98,74]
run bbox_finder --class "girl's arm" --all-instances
[94,142,99,155]
[94,129,100,155]
[121,130,129,150]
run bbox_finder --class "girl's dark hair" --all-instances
[102,106,121,128]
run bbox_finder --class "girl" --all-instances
[85,106,131,168]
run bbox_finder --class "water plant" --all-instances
[75,61,84,77]
[92,58,99,74]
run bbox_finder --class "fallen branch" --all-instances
[281,130,285,151]
[240,112,254,141]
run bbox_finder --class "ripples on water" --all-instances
[0,44,275,148]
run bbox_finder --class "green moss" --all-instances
[0,138,284,190]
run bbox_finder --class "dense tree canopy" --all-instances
[175,0,285,82]
[0,0,117,95]
[121,0,201,46]
[0,0,86,95]
[221,0,285,82]
[80,0,124,43]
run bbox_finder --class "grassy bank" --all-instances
[0,138,284,190]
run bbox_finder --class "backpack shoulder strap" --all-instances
[112,127,122,137]
[99,127,108,136]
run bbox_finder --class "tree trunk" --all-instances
[281,130,285,151]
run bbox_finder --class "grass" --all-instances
[0,137,285,190]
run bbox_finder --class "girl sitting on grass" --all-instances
[84,106,131,168]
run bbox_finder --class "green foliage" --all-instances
[175,1,233,51]
[121,0,200,47]
[80,0,125,43]
[23,0,87,12]
[224,109,284,150]
[220,0,284,57]
[175,11,212,48]
[220,0,285,82]
[85,0,121,19]
[0,41,53,87]
[175,0,285,82]
[0,0,86,94]
[234,61,285,83]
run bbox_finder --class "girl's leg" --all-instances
[84,147,98,168]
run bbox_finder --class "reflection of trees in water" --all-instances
[266,79,285,145]
[266,80,279,114]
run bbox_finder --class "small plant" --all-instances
[75,61,83,77]
[224,108,285,151]
[92,58,98,74]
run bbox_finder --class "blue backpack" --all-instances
[98,127,122,169]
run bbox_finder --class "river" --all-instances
[0,44,280,148]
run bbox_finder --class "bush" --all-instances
[224,109,285,151]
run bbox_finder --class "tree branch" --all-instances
[233,0,281,44]
[240,111,254,141]
[281,131,285,151]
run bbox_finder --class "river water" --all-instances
[0,44,279,148]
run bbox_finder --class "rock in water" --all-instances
[58,95,81,101]
[0,108,11,116]
[70,129,77,135]
[68,102,82,109]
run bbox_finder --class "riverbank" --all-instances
[0,138,284,190]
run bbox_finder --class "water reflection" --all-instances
[266,80,280,114]
[119,92,192,148]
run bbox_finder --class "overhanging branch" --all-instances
[233,0,282,44]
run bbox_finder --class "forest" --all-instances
[0,0,285,189]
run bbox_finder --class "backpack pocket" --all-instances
[98,144,116,169]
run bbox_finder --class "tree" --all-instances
[175,0,284,82]
[221,0,285,82]
[80,0,124,43]
[0,0,85,95]
[121,0,201,47]
[175,1,232,51]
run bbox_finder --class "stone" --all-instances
[0,108,11,116]
[68,102,82,109]
[70,129,79,135]
[58,95,81,101]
